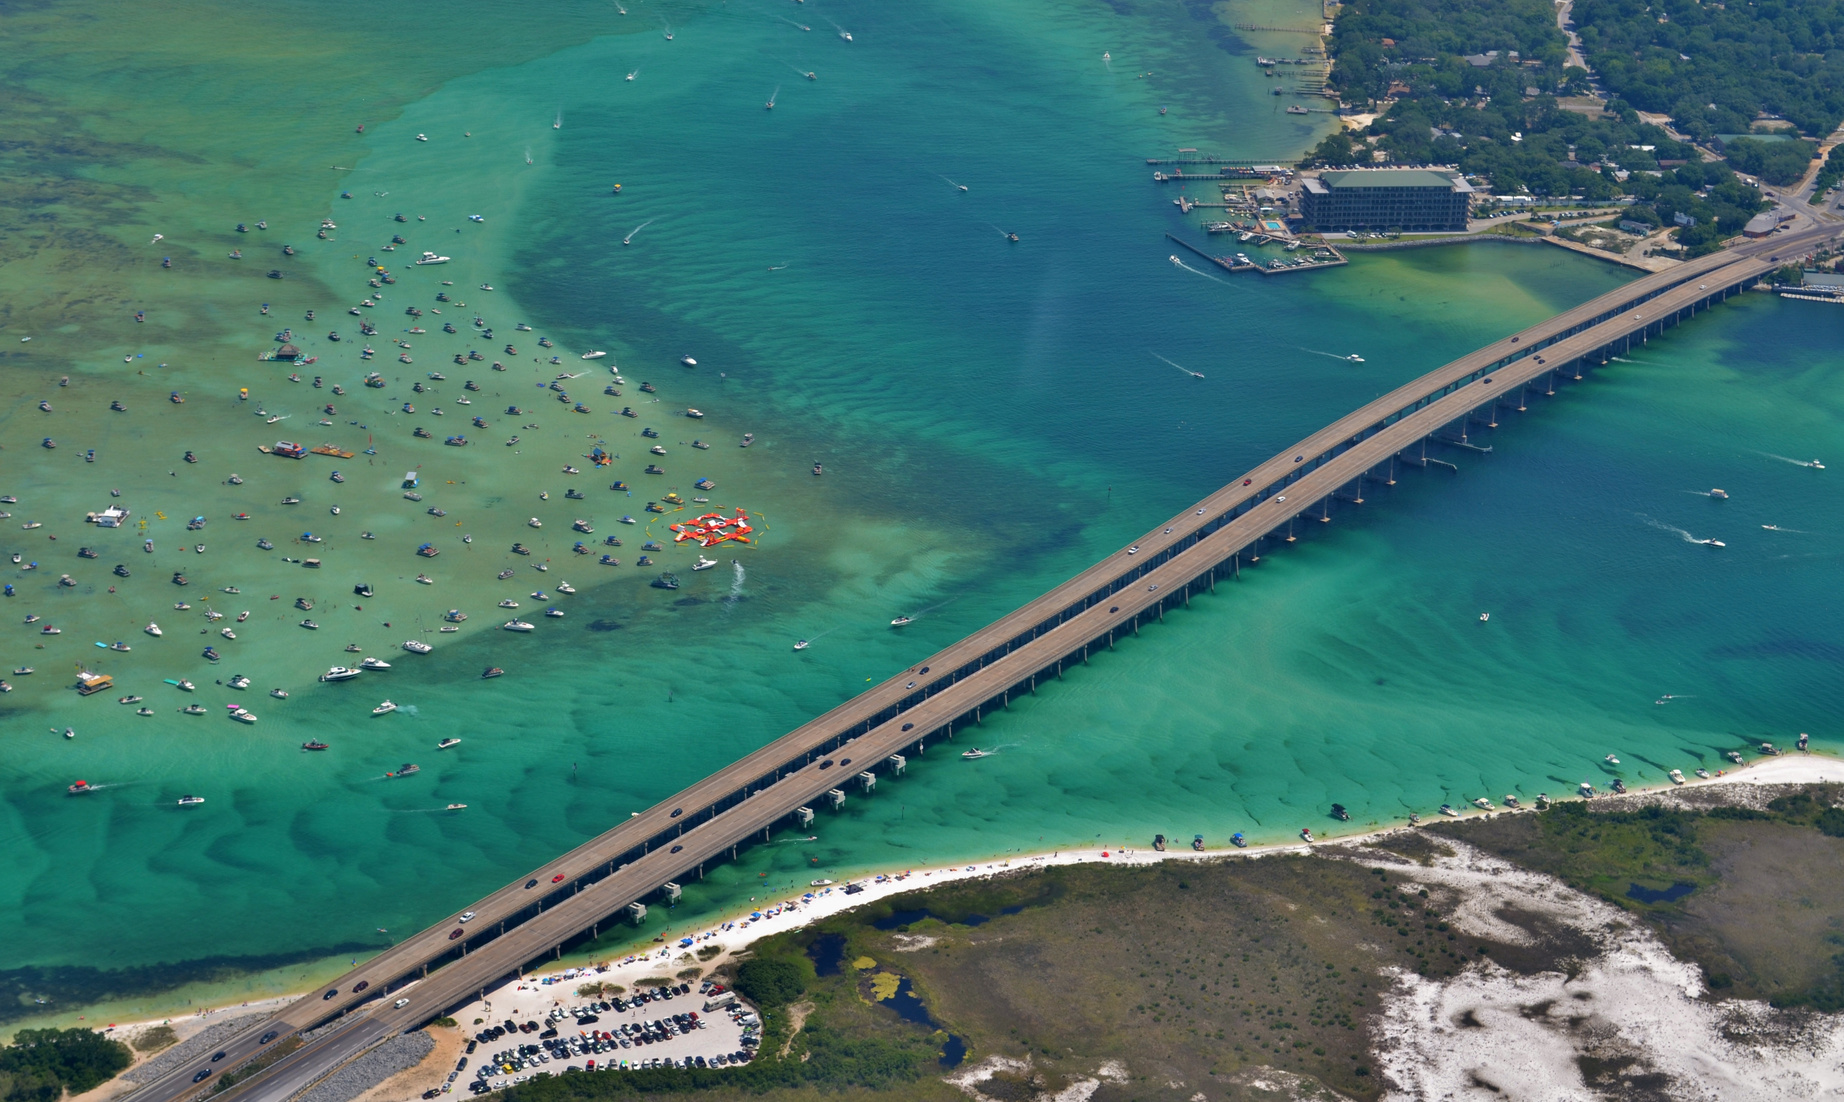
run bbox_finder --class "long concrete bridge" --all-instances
[128,227,1833,1102]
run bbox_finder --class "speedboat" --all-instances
[556,582,576,594]
[1231,832,1247,848]
[302,740,328,751]
[228,675,251,689]
[961,748,990,760]
[446,803,467,810]
[385,763,419,778]
[1710,488,1728,499]
[438,738,461,749]
[118,695,144,705]
[1578,781,1597,798]
[499,599,519,609]
[68,780,93,795]
[1439,804,1460,817]
[360,657,392,670]
[1605,754,1620,765]
[890,616,913,627]
[271,688,290,699]
[182,704,208,715]
[544,607,565,618]
[319,666,362,682]
[481,667,504,679]
[1299,828,1315,843]
[403,639,434,654]
[177,795,206,806]
[679,355,697,367]
[372,700,397,715]
[692,556,717,571]
[793,640,810,651]
[1669,769,1686,785]
[176,679,195,692]
[228,708,257,724]
[503,620,535,632]
[1694,768,1711,779]
[1503,795,1521,809]
[299,619,319,630]
[416,252,450,265]
[581,350,606,360]
[1471,797,1494,810]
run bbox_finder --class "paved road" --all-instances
[124,227,1835,1102]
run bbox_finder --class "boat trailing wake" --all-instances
[622,219,655,246]
[1168,255,1228,284]
[1149,351,1204,379]
[1637,514,1723,546]
[1758,451,1826,469]
[1300,347,1363,362]
[724,560,745,610]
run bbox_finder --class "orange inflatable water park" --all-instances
[668,510,753,548]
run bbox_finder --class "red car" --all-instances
[551,874,565,883]
[449,928,465,940]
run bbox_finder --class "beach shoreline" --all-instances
[53,750,1837,1053]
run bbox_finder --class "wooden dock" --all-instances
[1166,232,1348,275]
[123,226,1838,1102]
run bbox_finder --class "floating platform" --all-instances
[310,444,356,458]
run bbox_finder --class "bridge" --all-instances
[126,226,1834,1102]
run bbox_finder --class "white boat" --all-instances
[1670,769,1686,784]
[145,622,162,636]
[402,639,434,654]
[961,748,990,760]
[319,666,362,682]
[679,354,697,367]
[229,708,257,724]
[890,616,912,627]
[415,252,451,265]
[1710,488,1728,499]
[499,599,520,609]
[1471,797,1494,810]
[556,582,576,594]
[793,640,810,651]
[228,675,251,689]
[581,350,607,360]
[503,620,536,632]
[439,738,461,749]
[810,879,834,887]
[1345,354,1365,363]
[415,133,429,142]
[270,688,289,699]
[692,556,717,571]
[177,795,206,806]
[1478,612,1489,622]
[360,656,392,670]
[1605,754,1620,765]
[544,608,565,617]
[372,700,397,715]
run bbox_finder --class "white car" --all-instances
[394,997,410,1009]
[460,911,476,923]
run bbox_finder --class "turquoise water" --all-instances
[4,0,1842,1025]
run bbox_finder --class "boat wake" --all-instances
[1610,356,1663,366]
[524,146,534,165]
[777,15,811,31]
[399,703,421,716]
[1150,351,1204,379]
[1168,255,1228,284]
[1758,451,1826,469]
[1301,347,1364,363]
[723,560,746,610]
[1637,514,1723,546]
[622,219,655,246]
[1653,693,1696,705]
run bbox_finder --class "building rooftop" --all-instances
[1317,169,1471,191]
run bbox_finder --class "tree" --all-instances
[733,958,807,1008]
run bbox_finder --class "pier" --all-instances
[1167,232,1347,275]
[124,225,1835,1102]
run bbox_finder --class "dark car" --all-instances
[260,1031,280,1045]
[449,928,465,940]
[211,1051,227,1062]
[354,981,370,992]
[525,879,538,889]
[576,1014,600,1025]
[193,1070,212,1083]
[323,989,339,1000]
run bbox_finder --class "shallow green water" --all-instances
[3,0,1841,1027]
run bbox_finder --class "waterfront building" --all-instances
[1299,169,1473,232]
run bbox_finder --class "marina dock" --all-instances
[1166,232,1347,275]
[123,226,1835,1102]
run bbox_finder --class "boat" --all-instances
[1299,828,1315,843]
[68,780,93,796]
[176,679,195,692]
[136,707,153,716]
[793,640,810,651]
[1479,612,1489,622]
[1439,804,1460,817]
[1471,797,1494,810]
[12,667,32,676]
[446,803,467,810]
[1695,768,1711,779]
[1605,754,1620,765]
[692,556,717,571]
[581,350,607,360]
[416,252,451,265]
[271,688,290,699]
[118,695,143,705]
[228,675,251,689]
[372,700,397,715]
[300,619,319,630]
[319,666,362,682]
[177,795,206,806]
[1710,488,1728,499]
[360,657,392,670]
[556,582,576,594]
[303,740,328,751]
[481,667,504,679]
[650,573,680,590]
[182,704,208,715]
[498,599,520,609]
[229,708,257,723]
[544,608,565,618]
[109,641,133,652]
[1231,832,1247,848]
[961,748,990,760]
[403,639,434,654]
[1330,803,1350,821]
[386,763,419,778]
[442,610,467,623]
[1503,795,1521,809]
[1285,105,1309,115]
[144,621,162,638]
[1669,769,1686,785]
[890,616,913,627]
[679,355,697,367]
[503,620,535,632]
[1578,781,1597,798]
